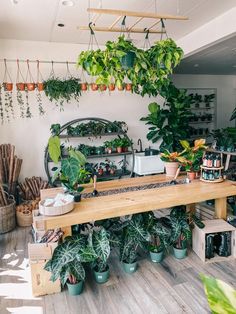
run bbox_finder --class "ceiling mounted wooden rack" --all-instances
[78,7,188,34]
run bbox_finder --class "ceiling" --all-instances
[175,34,236,75]
[0,0,235,45]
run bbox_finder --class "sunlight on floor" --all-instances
[7,306,43,314]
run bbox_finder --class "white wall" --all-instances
[172,74,236,129]
[0,39,161,180]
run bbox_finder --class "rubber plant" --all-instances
[43,77,81,110]
[44,234,96,295]
[140,83,192,152]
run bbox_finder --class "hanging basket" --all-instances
[121,51,136,69]
[0,198,16,234]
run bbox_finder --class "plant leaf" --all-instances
[48,136,61,164]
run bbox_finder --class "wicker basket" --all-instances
[0,198,16,234]
[16,209,33,227]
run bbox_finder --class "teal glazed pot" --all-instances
[149,250,164,263]
[66,280,84,296]
[93,267,110,284]
[173,247,187,259]
[122,261,138,274]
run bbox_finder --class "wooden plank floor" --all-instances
[1,227,236,314]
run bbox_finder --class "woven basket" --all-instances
[0,198,16,234]
[16,209,33,227]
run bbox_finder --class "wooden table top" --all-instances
[41,175,236,229]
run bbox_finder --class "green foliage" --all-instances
[89,227,111,272]
[230,107,236,121]
[44,234,96,285]
[77,36,183,97]
[211,128,236,150]
[140,83,192,152]
[50,123,61,136]
[180,139,207,172]
[43,77,81,109]
[201,275,236,314]
[48,136,61,164]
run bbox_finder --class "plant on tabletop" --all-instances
[44,234,96,296]
[180,139,208,180]
[160,150,188,177]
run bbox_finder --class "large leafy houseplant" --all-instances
[140,84,192,152]
[161,206,204,259]
[44,234,96,295]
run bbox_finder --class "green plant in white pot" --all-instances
[89,227,111,284]
[44,235,96,296]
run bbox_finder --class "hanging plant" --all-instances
[25,59,36,91]
[25,90,32,118]
[4,91,13,122]
[36,60,45,115]
[16,90,25,118]
[0,84,4,124]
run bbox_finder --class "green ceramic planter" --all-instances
[149,250,164,263]
[93,267,110,284]
[66,280,84,296]
[173,247,187,259]
[122,261,137,274]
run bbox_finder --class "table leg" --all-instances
[61,226,72,240]
[215,197,227,219]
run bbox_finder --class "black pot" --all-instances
[73,193,81,202]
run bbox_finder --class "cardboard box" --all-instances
[28,242,61,297]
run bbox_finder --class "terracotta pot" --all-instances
[91,83,98,91]
[16,82,25,91]
[187,172,196,181]
[117,85,124,91]
[26,83,35,91]
[107,148,112,154]
[164,162,179,177]
[116,147,122,154]
[3,82,13,91]
[37,82,44,91]
[81,83,88,91]
[98,168,103,176]
[99,84,107,91]
[125,83,132,91]
[108,84,115,91]
[110,169,116,175]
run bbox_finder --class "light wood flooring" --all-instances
[1,227,236,314]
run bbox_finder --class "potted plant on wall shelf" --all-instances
[89,227,111,284]
[44,235,96,296]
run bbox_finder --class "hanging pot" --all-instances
[108,83,115,91]
[121,51,136,69]
[26,83,35,91]
[99,84,107,91]
[16,83,25,91]
[37,82,44,91]
[91,83,98,91]
[3,83,13,91]
[81,83,88,91]
[125,83,132,91]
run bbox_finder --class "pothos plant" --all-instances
[43,77,81,110]
[77,36,183,97]
[140,83,192,152]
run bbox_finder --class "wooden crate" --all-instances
[192,219,236,263]
[28,242,61,297]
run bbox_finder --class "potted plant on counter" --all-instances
[44,234,96,296]
[89,227,111,284]
[162,206,204,259]
[180,139,207,180]
[160,150,187,177]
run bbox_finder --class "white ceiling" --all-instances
[175,34,236,75]
[0,0,235,45]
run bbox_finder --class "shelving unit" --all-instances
[192,219,235,263]
[186,88,217,142]
[44,118,135,185]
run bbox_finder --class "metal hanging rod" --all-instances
[0,59,76,65]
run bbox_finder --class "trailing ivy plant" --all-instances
[25,90,32,118]
[36,91,45,115]
[43,77,81,110]
[140,83,192,152]
[16,90,25,118]
[4,91,13,122]
[0,85,3,124]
